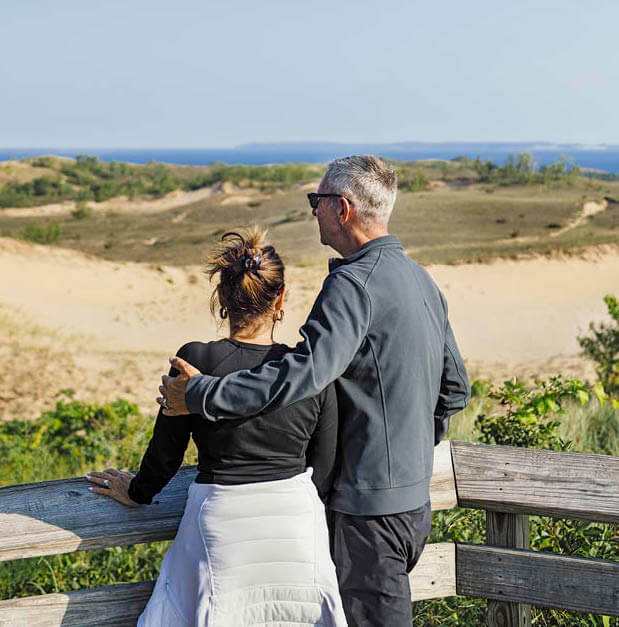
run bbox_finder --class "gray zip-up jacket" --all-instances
[186,235,470,515]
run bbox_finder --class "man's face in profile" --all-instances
[314,178,341,249]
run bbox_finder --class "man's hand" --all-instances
[158,356,201,416]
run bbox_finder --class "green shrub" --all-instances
[0,393,150,486]
[0,392,192,601]
[397,168,430,192]
[475,376,591,450]
[578,294,618,394]
[30,157,55,168]
[20,222,63,245]
[70,201,92,220]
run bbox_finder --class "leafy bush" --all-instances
[475,376,590,450]
[0,392,150,486]
[578,294,618,394]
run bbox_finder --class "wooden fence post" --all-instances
[486,512,532,627]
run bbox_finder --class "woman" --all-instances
[86,228,346,626]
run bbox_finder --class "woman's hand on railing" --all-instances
[86,468,140,508]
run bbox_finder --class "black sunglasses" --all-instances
[307,193,349,212]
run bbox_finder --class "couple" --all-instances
[87,155,470,626]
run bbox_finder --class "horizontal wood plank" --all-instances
[0,581,154,627]
[0,445,455,562]
[0,543,455,624]
[0,581,153,626]
[451,441,619,523]
[0,467,196,562]
[456,543,619,616]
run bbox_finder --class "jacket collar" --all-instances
[328,235,403,271]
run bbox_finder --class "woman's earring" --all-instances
[220,306,228,319]
[273,309,284,322]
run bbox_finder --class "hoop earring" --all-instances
[273,309,284,322]
[219,306,228,319]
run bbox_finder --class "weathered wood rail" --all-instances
[0,440,616,626]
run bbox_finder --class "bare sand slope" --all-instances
[429,247,618,363]
[1,237,617,419]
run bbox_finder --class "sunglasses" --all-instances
[307,193,349,213]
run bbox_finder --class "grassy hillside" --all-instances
[0,156,617,266]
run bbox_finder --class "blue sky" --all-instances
[1,1,617,147]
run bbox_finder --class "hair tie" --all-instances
[244,253,262,271]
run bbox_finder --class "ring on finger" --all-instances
[103,479,110,487]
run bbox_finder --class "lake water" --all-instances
[2,147,619,173]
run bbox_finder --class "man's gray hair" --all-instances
[323,155,397,226]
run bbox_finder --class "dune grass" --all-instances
[1,179,617,268]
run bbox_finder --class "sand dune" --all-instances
[1,237,616,419]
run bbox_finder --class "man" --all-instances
[161,155,470,626]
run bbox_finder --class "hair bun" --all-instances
[244,252,262,271]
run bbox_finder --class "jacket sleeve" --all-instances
[306,382,339,502]
[128,345,195,504]
[185,271,371,420]
[433,294,471,445]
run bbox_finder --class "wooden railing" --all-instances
[0,441,617,626]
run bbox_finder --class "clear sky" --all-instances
[1,1,617,147]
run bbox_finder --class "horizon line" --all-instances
[1,140,617,151]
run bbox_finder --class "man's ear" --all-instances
[338,197,353,225]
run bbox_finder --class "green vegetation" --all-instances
[0,376,616,625]
[70,201,92,220]
[475,376,589,450]
[466,153,582,187]
[0,156,323,208]
[0,177,73,208]
[0,153,603,210]
[0,391,151,485]
[0,153,617,267]
[1,175,616,267]
[578,295,618,395]
[19,222,63,245]
[416,374,617,626]
[395,165,431,192]
[0,392,188,598]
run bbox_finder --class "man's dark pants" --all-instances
[328,501,432,626]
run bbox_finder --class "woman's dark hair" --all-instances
[205,226,285,334]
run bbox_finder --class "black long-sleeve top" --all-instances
[128,338,338,504]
